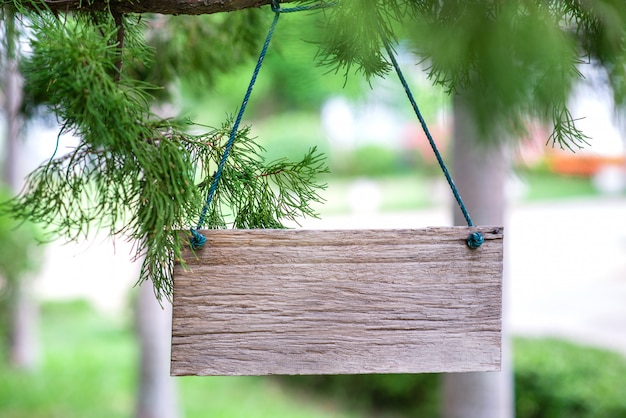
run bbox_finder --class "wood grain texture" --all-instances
[171,226,503,376]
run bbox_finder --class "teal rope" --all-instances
[190,3,482,250]
[381,39,484,249]
[466,232,484,249]
[190,1,333,250]
[274,1,333,13]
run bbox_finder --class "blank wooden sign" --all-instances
[171,226,503,376]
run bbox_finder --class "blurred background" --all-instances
[2,5,626,418]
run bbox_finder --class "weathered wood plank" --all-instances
[171,226,503,376]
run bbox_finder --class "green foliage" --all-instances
[258,13,364,112]
[515,338,626,418]
[285,338,626,418]
[254,113,331,163]
[316,0,407,80]
[127,9,266,101]
[2,11,327,301]
[3,301,626,417]
[332,145,408,177]
[199,123,328,230]
[0,301,358,418]
[315,0,626,151]
[562,0,626,106]
[0,301,136,418]
[284,373,439,417]
[7,0,626,301]
[515,167,599,201]
[406,1,588,149]
[21,13,153,148]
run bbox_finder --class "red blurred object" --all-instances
[547,153,626,176]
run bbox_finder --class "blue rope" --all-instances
[190,1,332,250]
[381,38,484,249]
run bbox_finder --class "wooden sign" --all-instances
[171,226,503,376]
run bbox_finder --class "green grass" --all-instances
[515,338,626,418]
[0,301,358,418]
[516,170,600,201]
[3,302,626,418]
[180,377,353,418]
[0,301,135,418]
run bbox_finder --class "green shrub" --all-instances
[283,338,626,418]
[283,373,439,417]
[331,145,411,177]
[514,338,626,418]
[352,145,401,176]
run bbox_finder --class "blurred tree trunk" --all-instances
[441,93,513,418]
[3,6,40,371]
[136,280,179,418]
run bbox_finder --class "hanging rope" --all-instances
[380,37,484,249]
[190,0,332,249]
[191,3,483,250]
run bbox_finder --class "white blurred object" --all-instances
[506,174,529,202]
[593,166,626,194]
[321,96,356,149]
[347,178,382,214]
[569,63,625,157]
[35,235,138,315]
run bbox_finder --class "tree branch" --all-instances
[32,0,282,15]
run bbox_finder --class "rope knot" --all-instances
[190,229,207,250]
[466,232,484,249]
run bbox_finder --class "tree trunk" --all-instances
[7,276,39,370]
[3,7,40,371]
[136,280,179,418]
[441,93,513,418]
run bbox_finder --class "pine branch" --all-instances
[547,105,590,152]
[194,123,328,230]
[1,12,328,301]
[316,0,393,80]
